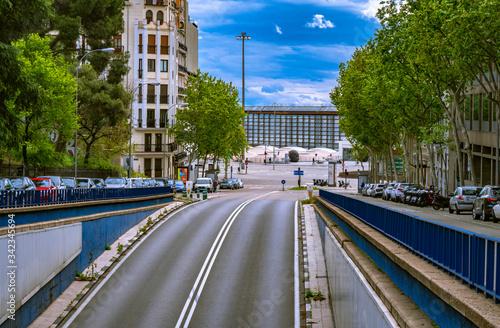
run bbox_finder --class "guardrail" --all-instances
[0,186,172,208]
[319,189,500,303]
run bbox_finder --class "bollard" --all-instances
[182,188,187,198]
[203,188,207,200]
[197,189,200,199]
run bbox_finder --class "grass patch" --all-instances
[289,186,319,191]
[301,197,316,204]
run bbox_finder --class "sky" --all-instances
[187,0,381,106]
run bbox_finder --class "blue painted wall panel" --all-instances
[317,202,477,328]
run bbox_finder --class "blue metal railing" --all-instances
[319,189,500,303]
[0,187,172,208]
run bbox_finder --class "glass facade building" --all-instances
[244,106,344,150]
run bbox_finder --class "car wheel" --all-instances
[455,205,460,215]
[472,208,479,220]
[482,207,488,221]
[493,212,499,224]
[449,205,454,214]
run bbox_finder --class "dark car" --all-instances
[449,186,482,214]
[7,177,36,190]
[472,186,500,222]
[219,179,236,190]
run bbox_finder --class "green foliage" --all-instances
[171,71,248,166]
[117,243,123,254]
[105,244,111,250]
[10,34,77,169]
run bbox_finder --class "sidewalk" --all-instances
[303,204,334,327]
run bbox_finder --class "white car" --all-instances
[235,178,244,188]
[194,177,213,192]
[493,204,500,222]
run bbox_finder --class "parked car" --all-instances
[366,184,376,197]
[61,177,77,189]
[7,176,36,190]
[493,204,500,222]
[361,183,371,196]
[393,183,410,202]
[75,178,96,189]
[235,178,244,189]
[382,183,396,200]
[144,178,157,187]
[449,186,482,214]
[219,179,236,190]
[227,178,240,189]
[37,176,66,189]
[472,186,500,222]
[0,178,14,191]
[194,177,213,192]
[154,178,170,187]
[128,178,145,188]
[173,180,185,192]
[371,184,386,198]
[105,177,127,189]
[91,178,106,188]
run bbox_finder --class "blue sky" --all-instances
[188,0,381,106]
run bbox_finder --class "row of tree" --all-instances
[0,0,131,172]
[331,0,500,186]
[171,71,248,177]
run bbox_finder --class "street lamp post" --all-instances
[236,32,250,170]
[273,103,276,170]
[128,81,160,178]
[75,47,115,178]
[163,103,187,178]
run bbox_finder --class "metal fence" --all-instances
[0,186,172,208]
[319,189,500,303]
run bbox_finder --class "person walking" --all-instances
[312,158,315,165]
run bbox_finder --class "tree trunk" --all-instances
[454,93,477,186]
[389,144,397,183]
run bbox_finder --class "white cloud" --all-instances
[275,24,283,34]
[278,0,382,20]
[306,14,335,29]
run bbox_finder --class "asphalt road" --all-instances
[64,189,298,328]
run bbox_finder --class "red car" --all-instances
[31,178,57,202]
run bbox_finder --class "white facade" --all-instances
[120,0,198,178]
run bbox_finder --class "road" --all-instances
[63,184,301,328]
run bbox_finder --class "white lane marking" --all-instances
[294,201,300,328]
[175,191,279,328]
[62,202,199,328]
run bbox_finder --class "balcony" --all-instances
[160,46,169,55]
[147,95,156,104]
[178,87,186,94]
[135,143,178,153]
[147,119,156,128]
[178,42,188,53]
[145,0,166,5]
[178,64,188,75]
[147,45,156,54]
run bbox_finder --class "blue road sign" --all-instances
[281,180,286,184]
[294,170,304,176]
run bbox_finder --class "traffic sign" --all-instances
[294,170,304,176]
[281,180,286,184]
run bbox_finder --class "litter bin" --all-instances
[203,188,208,200]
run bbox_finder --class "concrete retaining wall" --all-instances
[0,195,173,328]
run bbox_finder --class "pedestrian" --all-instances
[312,158,315,165]
[361,182,365,188]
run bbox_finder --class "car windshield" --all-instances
[9,178,23,188]
[228,179,237,183]
[196,179,211,184]
[131,180,142,187]
[492,188,500,196]
[62,178,75,188]
[175,181,184,186]
[75,179,88,187]
[40,176,60,186]
[106,178,124,184]
[462,188,480,196]
[156,180,165,186]
[34,180,50,188]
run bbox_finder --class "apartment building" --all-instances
[244,106,344,150]
[117,0,198,178]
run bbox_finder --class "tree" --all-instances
[76,64,132,165]
[10,34,77,169]
[171,71,248,175]
[0,0,53,155]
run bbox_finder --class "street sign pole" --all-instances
[298,167,301,187]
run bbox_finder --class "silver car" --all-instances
[449,186,482,214]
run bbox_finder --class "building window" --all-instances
[160,35,169,55]
[160,84,168,104]
[138,83,143,103]
[155,133,162,152]
[138,59,143,79]
[146,10,153,24]
[145,134,152,152]
[160,109,167,127]
[138,34,143,54]
[148,59,155,72]
[160,60,168,72]
[483,94,490,132]
[473,94,480,131]
[148,34,156,54]
[138,108,143,128]
[157,11,164,25]
[147,84,156,103]
[147,109,155,128]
